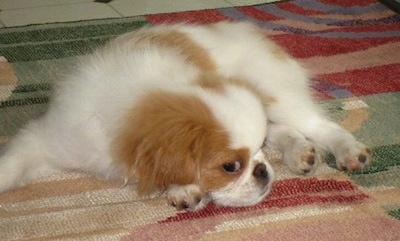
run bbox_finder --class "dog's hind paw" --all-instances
[284,140,321,175]
[335,141,372,171]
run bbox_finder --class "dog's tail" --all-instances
[0,119,60,193]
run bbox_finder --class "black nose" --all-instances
[253,163,269,182]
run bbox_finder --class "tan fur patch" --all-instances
[118,25,277,107]
[195,73,276,107]
[112,91,247,194]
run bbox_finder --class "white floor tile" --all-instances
[110,0,232,17]
[0,2,121,27]
[0,0,285,28]
[0,0,93,10]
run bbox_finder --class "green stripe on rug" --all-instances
[351,166,400,187]
[0,84,52,109]
[388,209,400,220]
[2,38,108,62]
[384,205,400,220]
[0,96,49,109]
[0,19,148,62]
[0,21,148,44]
[326,144,400,175]
[13,83,52,93]
[326,144,400,188]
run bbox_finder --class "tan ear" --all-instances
[112,90,223,194]
[132,124,207,194]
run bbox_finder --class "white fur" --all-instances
[211,150,274,207]
[0,22,371,210]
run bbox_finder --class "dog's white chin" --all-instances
[210,183,272,207]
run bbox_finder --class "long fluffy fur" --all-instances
[0,22,371,210]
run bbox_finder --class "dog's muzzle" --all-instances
[253,163,270,185]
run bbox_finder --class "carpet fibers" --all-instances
[1,0,400,240]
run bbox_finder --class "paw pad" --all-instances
[336,143,372,171]
[307,156,315,166]
[284,141,320,175]
[358,154,367,163]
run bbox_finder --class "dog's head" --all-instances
[114,84,274,207]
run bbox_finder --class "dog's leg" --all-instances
[266,122,321,175]
[268,99,372,170]
[166,184,210,211]
[0,120,61,192]
[268,103,371,171]
[260,73,371,171]
[299,117,372,171]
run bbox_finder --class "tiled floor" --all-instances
[0,0,278,28]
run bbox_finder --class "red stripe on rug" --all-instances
[277,2,325,15]
[270,35,400,58]
[237,6,283,21]
[145,10,230,24]
[161,193,369,224]
[268,177,357,197]
[317,64,400,95]
[160,178,369,224]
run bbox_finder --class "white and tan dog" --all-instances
[0,22,371,211]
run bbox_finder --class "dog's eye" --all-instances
[222,161,242,173]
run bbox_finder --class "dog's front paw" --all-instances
[166,184,209,211]
[284,140,321,175]
[335,141,372,171]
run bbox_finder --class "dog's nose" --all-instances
[253,163,269,183]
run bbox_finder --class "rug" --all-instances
[1,0,400,240]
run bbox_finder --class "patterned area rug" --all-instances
[1,0,400,240]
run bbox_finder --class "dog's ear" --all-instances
[112,91,223,194]
[131,125,207,194]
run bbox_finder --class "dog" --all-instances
[0,22,371,211]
